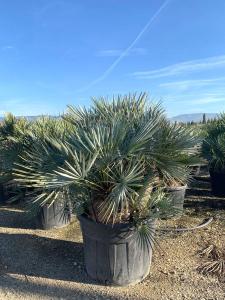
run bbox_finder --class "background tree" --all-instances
[202,113,206,124]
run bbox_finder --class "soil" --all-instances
[0,171,225,300]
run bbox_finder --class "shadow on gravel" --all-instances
[0,232,96,283]
[0,274,118,299]
[185,198,225,209]
[185,188,225,209]
[0,231,115,290]
[0,206,35,229]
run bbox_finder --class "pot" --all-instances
[37,198,72,230]
[78,214,156,286]
[190,165,201,176]
[0,184,5,203]
[164,185,187,216]
[209,170,225,197]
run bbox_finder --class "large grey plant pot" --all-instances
[165,185,187,217]
[78,215,156,286]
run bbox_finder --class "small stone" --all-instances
[73,262,77,266]
[159,270,169,275]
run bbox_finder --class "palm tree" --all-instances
[0,115,71,203]
[13,93,198,285]
[202,113,225,171]
[202,113,225,196]
[152,119,199,187]
[0,114,31,202]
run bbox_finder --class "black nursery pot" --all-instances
[0,184,5,203]
[165,185,187,216]
[37,198,72,230]
[78,215,156,286]
[209,170,225,197]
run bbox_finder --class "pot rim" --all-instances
[78,213,156,230]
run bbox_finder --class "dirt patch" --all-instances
[0,174,225,299]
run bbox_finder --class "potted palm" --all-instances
[0,115,72,229]
[28,117,73,229]
[14,93,194,285]
[188,126,207,178]
[202,114,225,196]
[0,113,28,203]
[34,192,72,230]
[152,121,199,216]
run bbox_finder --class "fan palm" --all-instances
[14,94,197,233]
[153,120,200,187]
[13,93,201,285]
[202,113,225,172]
[0,114,32,201]
[0,115,70,203]
[201,113,225,196]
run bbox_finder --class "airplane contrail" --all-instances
[78,0,172,92]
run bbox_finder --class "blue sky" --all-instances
[1,0,225,117]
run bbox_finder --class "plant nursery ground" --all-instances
[0,172,225,300]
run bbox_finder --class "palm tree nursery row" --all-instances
[0,93,224,286]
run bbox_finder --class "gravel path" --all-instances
[0,175,225,299]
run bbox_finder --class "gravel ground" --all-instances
[0,173,225,300]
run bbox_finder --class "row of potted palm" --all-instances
[10,93,200,285]
[202,113,225,196]
[0,113,29,203]
[0,114,72,229]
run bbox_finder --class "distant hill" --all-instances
[0,113,218,123]
[0,115,57,121]
[170,113,218,123]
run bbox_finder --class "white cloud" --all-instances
[192,95,225,104]
[162,91,225,106]
[96,47,147,57]
[131,55,225,79]
[1,46,14,51]
[159,77,225,89]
